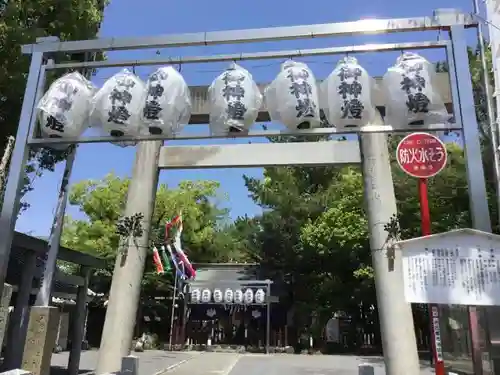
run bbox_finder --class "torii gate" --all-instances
[0,8,491,375]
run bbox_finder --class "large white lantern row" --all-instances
[91,69,147,138]
[233,289,244,304]
[320,57,378,131]
[37,72,96,139]
[190,288,201,303]
[264,60,321,130]
[208,63,262,136]
[254,288,266,304]
[224,288,234,304]
[141,66,192,136]
[382,52,449,129]
[213,289,223,303]
[201,288,212,303]
[243,288,254,304]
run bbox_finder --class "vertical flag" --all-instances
[160,246,172,272]
[165,212,196,280]
[152,246,164,274]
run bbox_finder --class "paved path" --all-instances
[159,353,435,375]
[50,350,195,375]
[158,352,240,375]
[227,355,435,375]
[51,351,436,375]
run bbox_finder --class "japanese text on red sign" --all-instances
[398,146,445,165]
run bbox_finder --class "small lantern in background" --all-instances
[254,288,266,304]
[213,289,223,303]
[243,288,254,304]
[224,288,234,304]
[190,288,201,303]
[234,289,243,304]
[201,288,212,303]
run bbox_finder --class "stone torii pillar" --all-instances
[96,141,161,375]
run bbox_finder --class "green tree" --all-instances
[61,174,239,295]
[239,139,473,345]
[236,45,498,343]
[0,0,107,210]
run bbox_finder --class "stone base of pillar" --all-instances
[21,306,60,375]
[0,283,13,348]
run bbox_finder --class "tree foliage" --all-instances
[233,49,497,343]
[0,0,107,210]
[61,174,245,295]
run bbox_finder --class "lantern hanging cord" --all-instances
[90,58,361,85]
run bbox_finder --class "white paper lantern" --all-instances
[190,288,201,303]
[382,52,449,129]
[91,69,147,138]
[254,288,266,304]
[264,60,321,130]
[37,72,96,139]
[320,57,378,131]
[208,63,262,135]
[213,289,223,303]
[201,288,212,303]
[224,288,234,304]
[243,289,254,304]
[142,66,191,136]
[233,289,243,304]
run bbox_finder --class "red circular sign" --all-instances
[396,132,447,178]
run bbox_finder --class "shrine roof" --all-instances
[6,232,107,296]
[189,263,284,294]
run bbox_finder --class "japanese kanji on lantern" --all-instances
[37,72,96,140]
[264,60,321,130]
[320,57,378,131]
[141,66,191,136]
[208,63,262,136]
[91,69,146,140]
[396,132,447,178]
[383,53,449,129]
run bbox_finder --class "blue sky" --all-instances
[15,0,479,236]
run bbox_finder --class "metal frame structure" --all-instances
[0,8,493,375]
[185,279,273,354]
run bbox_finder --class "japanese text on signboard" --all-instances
[398,140,445,166]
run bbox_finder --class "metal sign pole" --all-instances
[168,272,178,350]
[266,280,271,354]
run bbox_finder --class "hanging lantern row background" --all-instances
[189,287,267,304]
[36,53,449,146]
